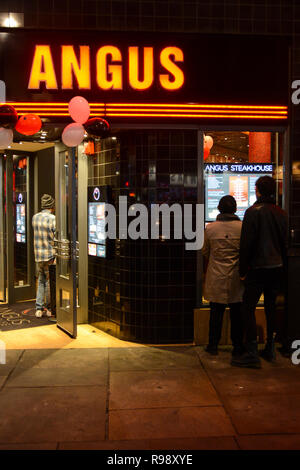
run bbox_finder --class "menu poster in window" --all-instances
[16,192,26,243]
[204,163,274,221]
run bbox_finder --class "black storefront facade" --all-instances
[0,26,298,346]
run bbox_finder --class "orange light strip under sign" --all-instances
[106,113,286,119]
[3,102,288,120]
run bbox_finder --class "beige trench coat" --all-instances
[202,216,244,304]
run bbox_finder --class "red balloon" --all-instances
[15,114,42,136]
[0,104,18,129]
[204,145,210,160]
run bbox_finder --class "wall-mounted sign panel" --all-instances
[0,30,290,107]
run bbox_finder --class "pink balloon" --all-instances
[68,96,90,124]
[62,123,85,147]
[205,135,214,150]
[0,127,13,148]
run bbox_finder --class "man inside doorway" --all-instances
[32,194,56,320]
[232,176,288,368]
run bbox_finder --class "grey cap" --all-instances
[41,194,55,209]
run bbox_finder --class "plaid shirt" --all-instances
[32,210,56,262]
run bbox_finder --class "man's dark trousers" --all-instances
[242,267,283,343]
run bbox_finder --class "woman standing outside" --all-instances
[202,195,244,356]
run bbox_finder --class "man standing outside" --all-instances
[232,176,288,368]
[32,194,56,319]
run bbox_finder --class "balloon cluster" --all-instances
[204,135,213,160]
[0,104,42,148]
[62,96,110,148]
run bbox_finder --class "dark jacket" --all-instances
[239,196,288,278]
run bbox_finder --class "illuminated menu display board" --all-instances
[88,186,111,259]
[88,201,106,258]
[16,192,26,243]
[204,163,274,221]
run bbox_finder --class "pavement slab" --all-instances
[109,346,201,371]
[4,348,109,387]
[5,366,108,387]
[58,436,239,450]
[196,347,294,371]
[204,366,300,398]
[0,442,58,450]
[14,347,108,369]
[109,369,221,409]
[225,394,300,435]
[0,386,107,443]
[0,349,23,378]
[0,376,7,388]
[109,406,235,440]
[237,434,300,450]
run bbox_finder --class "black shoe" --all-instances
[277,346,291,358]
[205,345,218,355]
[232,346,244,358]
[48,317,57,323]
[260,342,276,362]
[231,341,261,369]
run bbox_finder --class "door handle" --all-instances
[52,239,79,260]
[52,238,71,260]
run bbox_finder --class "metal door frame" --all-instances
[5,151,35,303]
[55,145,77,338]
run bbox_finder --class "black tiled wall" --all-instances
[88,131,197,343]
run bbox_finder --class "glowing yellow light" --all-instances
[96,46,122,90]
[159,47,184,90]
[28,45,58,90]
[61,45,91,89]
[128,47,154,90]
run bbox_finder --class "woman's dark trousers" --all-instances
[208,302,243,349]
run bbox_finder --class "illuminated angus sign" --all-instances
[28,45,184,91]
[0,30,290,105]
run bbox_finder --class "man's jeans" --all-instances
[36,259,55,312]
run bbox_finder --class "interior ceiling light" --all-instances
[1,13,24,28]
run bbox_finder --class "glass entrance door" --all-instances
[0,156,6,302]
[54,147,77,338]
[4,152,36,303]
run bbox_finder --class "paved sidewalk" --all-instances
[0,345,299,450]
